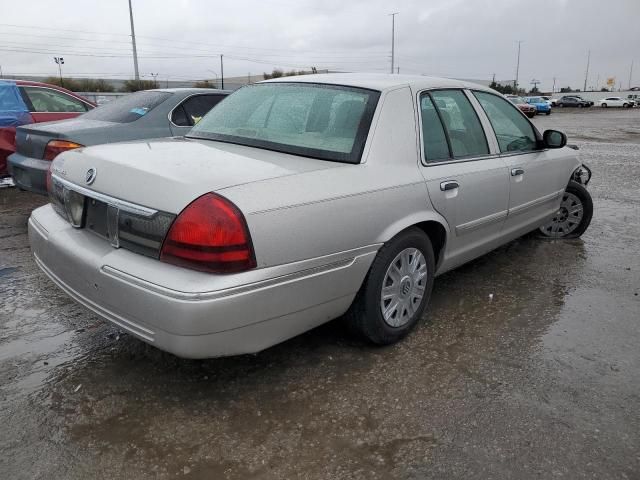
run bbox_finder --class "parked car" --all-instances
[8,88,229,194]
[30,74,593,359]
[555,96,592,108]
[627,94,640,106]
[506,95,537,117]
[0,80,95,177]
[599,96,634,108]
[526,96,552,115]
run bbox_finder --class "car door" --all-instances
[418,89,510,268]
[472,90,567,237]
[169,94,226,135]
[19,86,91,123]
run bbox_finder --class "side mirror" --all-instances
[543,129,567,149]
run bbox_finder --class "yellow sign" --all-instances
[606,77,616,86]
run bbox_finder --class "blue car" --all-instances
[526,97,551,115]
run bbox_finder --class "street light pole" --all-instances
[583,50,590,92]
[220,54,224,89]
[389,13,398,74]
[150,72,158,88]
[629,60,634,90]
[128,0,140,81]
[53,57,64,88]
[514,40,522,91]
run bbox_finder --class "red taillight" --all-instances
[43,140,84,161]
[160,193,256,274]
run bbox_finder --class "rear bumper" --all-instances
[7,152,49,195]
[29,205,377,358]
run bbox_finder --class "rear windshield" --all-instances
[528,97,542,103]
[80,91,172,123]
[187,82,380,164]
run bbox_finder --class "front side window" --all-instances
[21,87,89,113]
[188,83,380,164]
[428,90,489,158]
[81,90,172,123]
[473,91,538,153]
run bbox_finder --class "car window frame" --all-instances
[168,93,227,128]
[470,89,544,157]
[18,85,93,113]
[416,87,497,167]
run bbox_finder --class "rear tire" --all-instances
[546,110,551,115]
[538,181,593,239]
[345,228,435,345]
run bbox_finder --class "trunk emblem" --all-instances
[85,168,97,185]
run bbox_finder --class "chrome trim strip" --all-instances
[100,245,381,301]
[51,174,158,217]
[455,210,508,235]
[508,189,563,216]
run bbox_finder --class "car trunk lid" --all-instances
[50,136,342,215]
[16,119,117,159]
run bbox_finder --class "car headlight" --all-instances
[572,164,592,186]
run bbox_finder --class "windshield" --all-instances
[80,90,172,123]
[188,82,380,164]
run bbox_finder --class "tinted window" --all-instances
[429,90,489,158]
[21,87,88,113]
[419,94,450,162]
[473,91,538,153]
[189,83,380,164]
[171,105,190,127]
[180,94,225,126]
[81,90,172,123]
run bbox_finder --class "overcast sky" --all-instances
[1,0,638,90]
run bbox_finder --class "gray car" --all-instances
[8,88,229,194]
[28,74,593,358]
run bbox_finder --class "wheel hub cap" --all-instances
[539,192,584,237]
[380,248,428,327]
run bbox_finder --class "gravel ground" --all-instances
[0,108,639,479]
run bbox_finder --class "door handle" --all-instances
[440,180,459,191]
[511,168,525,176]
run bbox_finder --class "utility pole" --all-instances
[389,12,398,74]
[53,57,64,87]
[629,60,634,90]
[220,54,224,89]
[0,65,3,79]
[552,76,556,93]
[514,40,522,90]
[583,50,590,92]
[128,0,140,81]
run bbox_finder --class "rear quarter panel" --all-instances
[219,86,450,269]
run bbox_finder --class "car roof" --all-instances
[153,88,232,94]
[262,73,495,93]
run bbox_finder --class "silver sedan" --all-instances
[28,74,593,358]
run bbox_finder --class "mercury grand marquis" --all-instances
[28,74,593,358]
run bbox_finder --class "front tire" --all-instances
[345,228,435,345]
[546,110,551,115]
[538,181,593,238]
[602,103,608,108]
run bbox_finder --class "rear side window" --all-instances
[172,94,225,127]
[419,95,450,162]
[429,90,489,158]
[473,91,537,153]
[21,87,89,113]
[81,90,172,123]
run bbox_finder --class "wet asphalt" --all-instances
[0,108,639,479]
